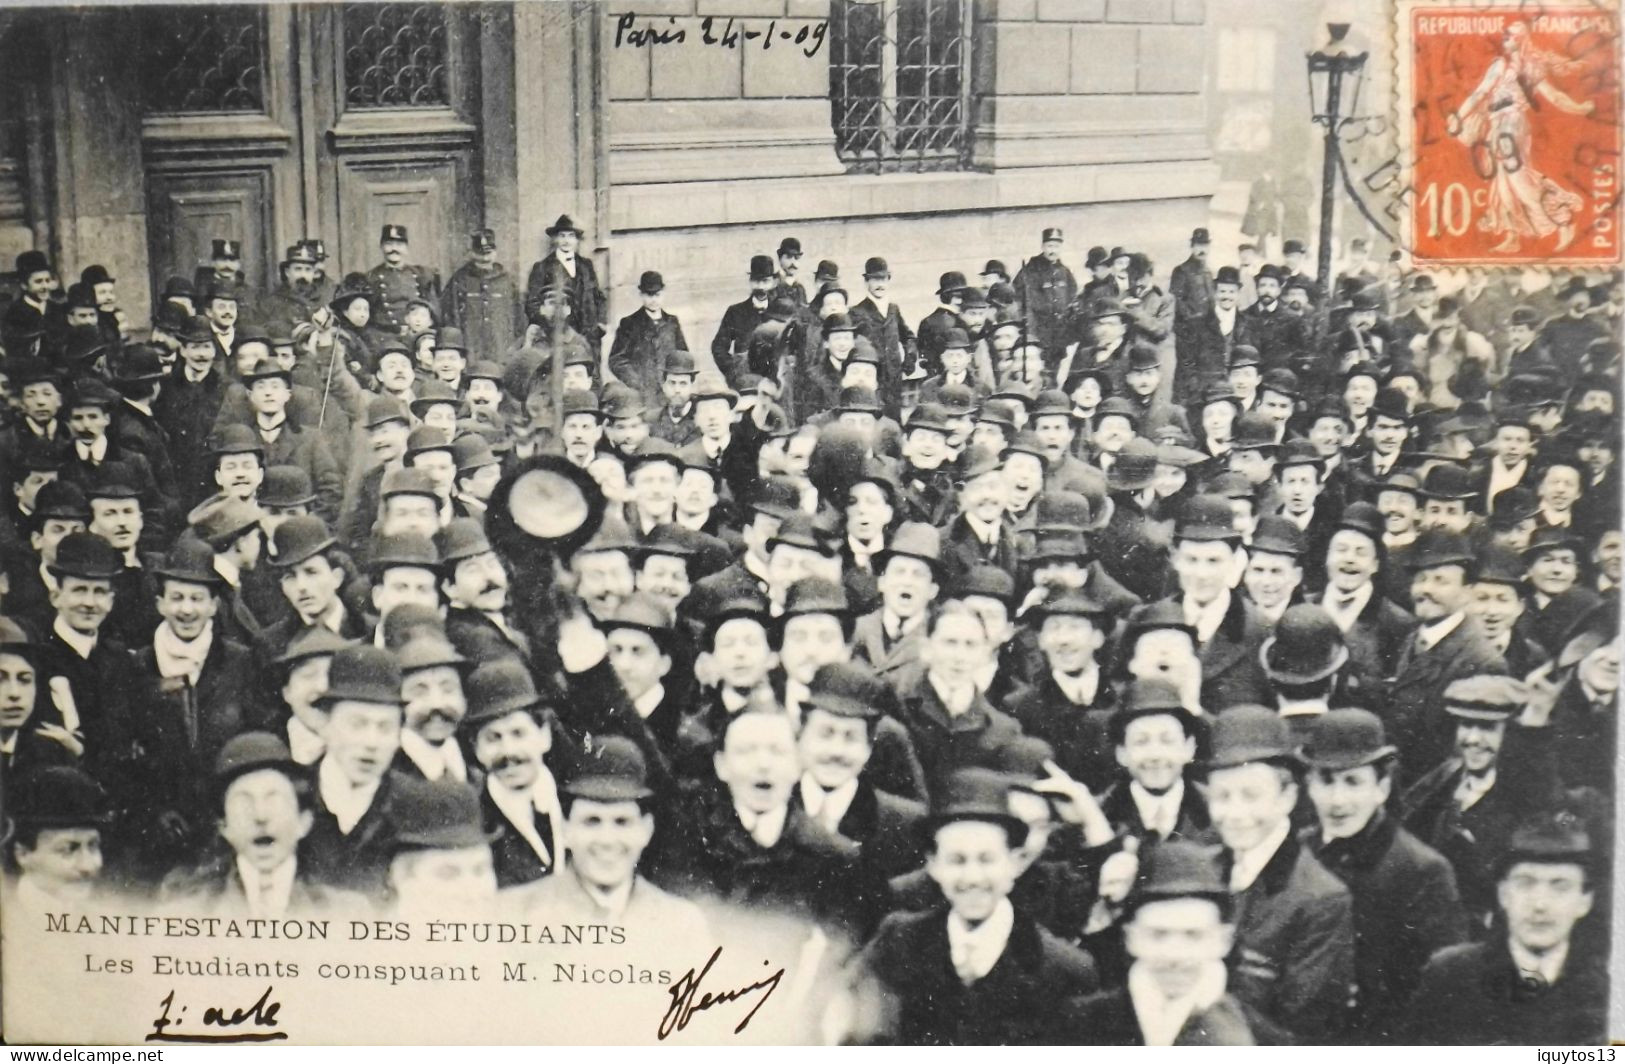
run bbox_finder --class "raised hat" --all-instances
[1260,605,1349,685]
[49,531,123,581]
[1300,708,1396,772]
[924,767,1028,845]
[1205,704,1301,771]
[269,515,336,568]
[564,736,654,801]
[318,645,404,708]
[8,766,112,828]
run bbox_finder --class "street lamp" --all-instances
[1307,23,1369,292]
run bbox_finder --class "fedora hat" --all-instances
[564,736,655,802]
[318,645,404,708]
[924,768,1028,846]
[1299,708,1396,772]
[1204,704,1301,771]
[1260,605,1349,685]
[1107,438,1160,492]
[391,779,497,852]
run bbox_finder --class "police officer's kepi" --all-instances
[471,228,497,252]
[380,224,409,244]
[211,239,242,260]
[1041,227,1064,244]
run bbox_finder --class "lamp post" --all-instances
[1307,23,1369,292]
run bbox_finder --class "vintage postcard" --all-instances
[0,0,1618,1048]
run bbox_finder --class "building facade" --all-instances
[1,0,1218,361]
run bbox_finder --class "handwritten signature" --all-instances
[657,947,784,1040]
[147,986,288,1043]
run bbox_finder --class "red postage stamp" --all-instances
[1396,0,1622,265]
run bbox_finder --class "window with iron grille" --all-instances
[139,5,267,114]
[342,3,450,108]
[829,0,972,174]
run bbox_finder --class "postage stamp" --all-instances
[1395,0,1623,265]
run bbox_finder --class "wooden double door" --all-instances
[140,3,484,301]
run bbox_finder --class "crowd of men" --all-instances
[0,215,1616,1046]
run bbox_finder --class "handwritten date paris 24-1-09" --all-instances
[613,13,829,57]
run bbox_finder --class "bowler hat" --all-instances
[153,538,224,587]
[637,270,664,295]
[1250,515,1305,557]
[690,371,737,404]
[864,256,890,278]
[1108,677,1197,746]
[1499,809,1595,878]
[777,237,802,256]
[49,531,123,581]
[9,766,112,828]
[953,564,1016,606]
[433,517,493,566]
[396,632,468,676]
[597,591,673,642]
[749,254,776,281]
[1259,368,1299,400]
[214,732,298,795]
[1231,412,1280,451]
[318,645,404,708]
[1418,463,1477,501]
[241,358,292,387]
[368,531,439,574]
[1300,709,1396,772]
[746,477,801,520]
[1027,588,1109,623]
[1260,605,1349,685]
[1214,265,1241,287]
[434,327,468,353]
[1026,531,1093,566]
[1228,345,1261,370]
[0,616,38,661]
[1107,437,1160,492]
[1127,342,1161,371]
[1199,382,1241,408]
[404,424,454,460]
[1275,439,1321,471]
[85,461,142,501]
[113,347,166,386]
[1176,494,1240,543]
[1283,239,1307,256]
[1085,247,1108,269]
[274,626,354,669]
[392,779,496,852]
[1405,529,1474,573]
[663,349,697,377]
[1206,472,1254,501]
[824,312,857,337]
[936,383,976,418]
[564,736,655,802]
[67,378,120,410]
[781,576,850,619]
[768,511,833,555]
[1031,491,1093,536]
[14,250,50,277]
[905,402,954,435]
[1255,263,1285,284]
[409,382,468,420]
[1205,704,1301,771]
[1122,599,1198,646]
[210,423,265,458]
[1370,387,1411,423]
[936,271,968,296]
[452,434,500,475]
[262,466,317,509]
[807,661,890,721]
[464,656,546,734]
[269,515,336,568]
[1521,525,1583,562]
[34,481,90,524]
[1126,840,1229,913]
[877,521,943,572]
[982,259,1008,278]
[80,264,115,288]
[1332,501,1384,546]
[925,768,1028,846]
[835,385,883,415]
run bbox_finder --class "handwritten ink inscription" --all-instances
[147,985,288,1043]
[614,13,829,58]
[657,947,785,1039]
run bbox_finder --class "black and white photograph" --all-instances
[0,0,1617,1047]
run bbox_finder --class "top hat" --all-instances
[1299,708,1397,772]
[564,736,655,802]
[547,214,585,237]
[1260,605,1349,685]
[464,658,544,729]
[1205,704,1301,771]
[924,768,1028,845]
[777,237,802,256]
[391,779,495,852]
[214,732,298,794]
[319,645,404,708]
[8,766,112,828]
[14,250,50,277]
[49,531,123,581]
[269,515,336,568]
[380,224,409,244]
[1177,494,1241,543]
[1107,437,1160,492]
[807,661,890,721]
[153,538,223,588]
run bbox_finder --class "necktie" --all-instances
[812,788,842,834]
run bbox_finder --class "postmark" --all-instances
[1396,0,1623,265]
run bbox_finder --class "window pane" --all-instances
[140,5,266,114]
[343,3,450,108]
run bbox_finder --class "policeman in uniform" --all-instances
[442,228,522,362]
[258,243,322,331]
[367,224,441,337]
[1012,227,1079,373]
[192,239,255,324]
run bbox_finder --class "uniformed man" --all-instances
[442,227,521,361]
[1013,227,1079,368]
[192,238,254,321]
[258,243,322,331]
[366,224,441,337]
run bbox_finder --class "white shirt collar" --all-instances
[1320,583,1373,631]
[1183,590,1230,645]
[632,683,664,720]
[1051,668,1099,705]
[213,554,242,589]
[398,729,467,783]
[488,766,561,867]
[235,855,298,918]
[1416,611,1466,652]
[1127,960,1229,1046]
[946,898,1015,983]
[575,869,636,920]
[318,756,382,835]
[52,617,98,660]
[964,512,1002,547]
[124,397,153,418]
[1509,938,1568,984]
[1455,767,1497,810]
[1229,819,1291,892]
[798,774,859,832]
[928,673,976,717]
[75,435,108,463]
[732,801,788,848]
[1129,779,1185,838]
[153,623,213,685]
